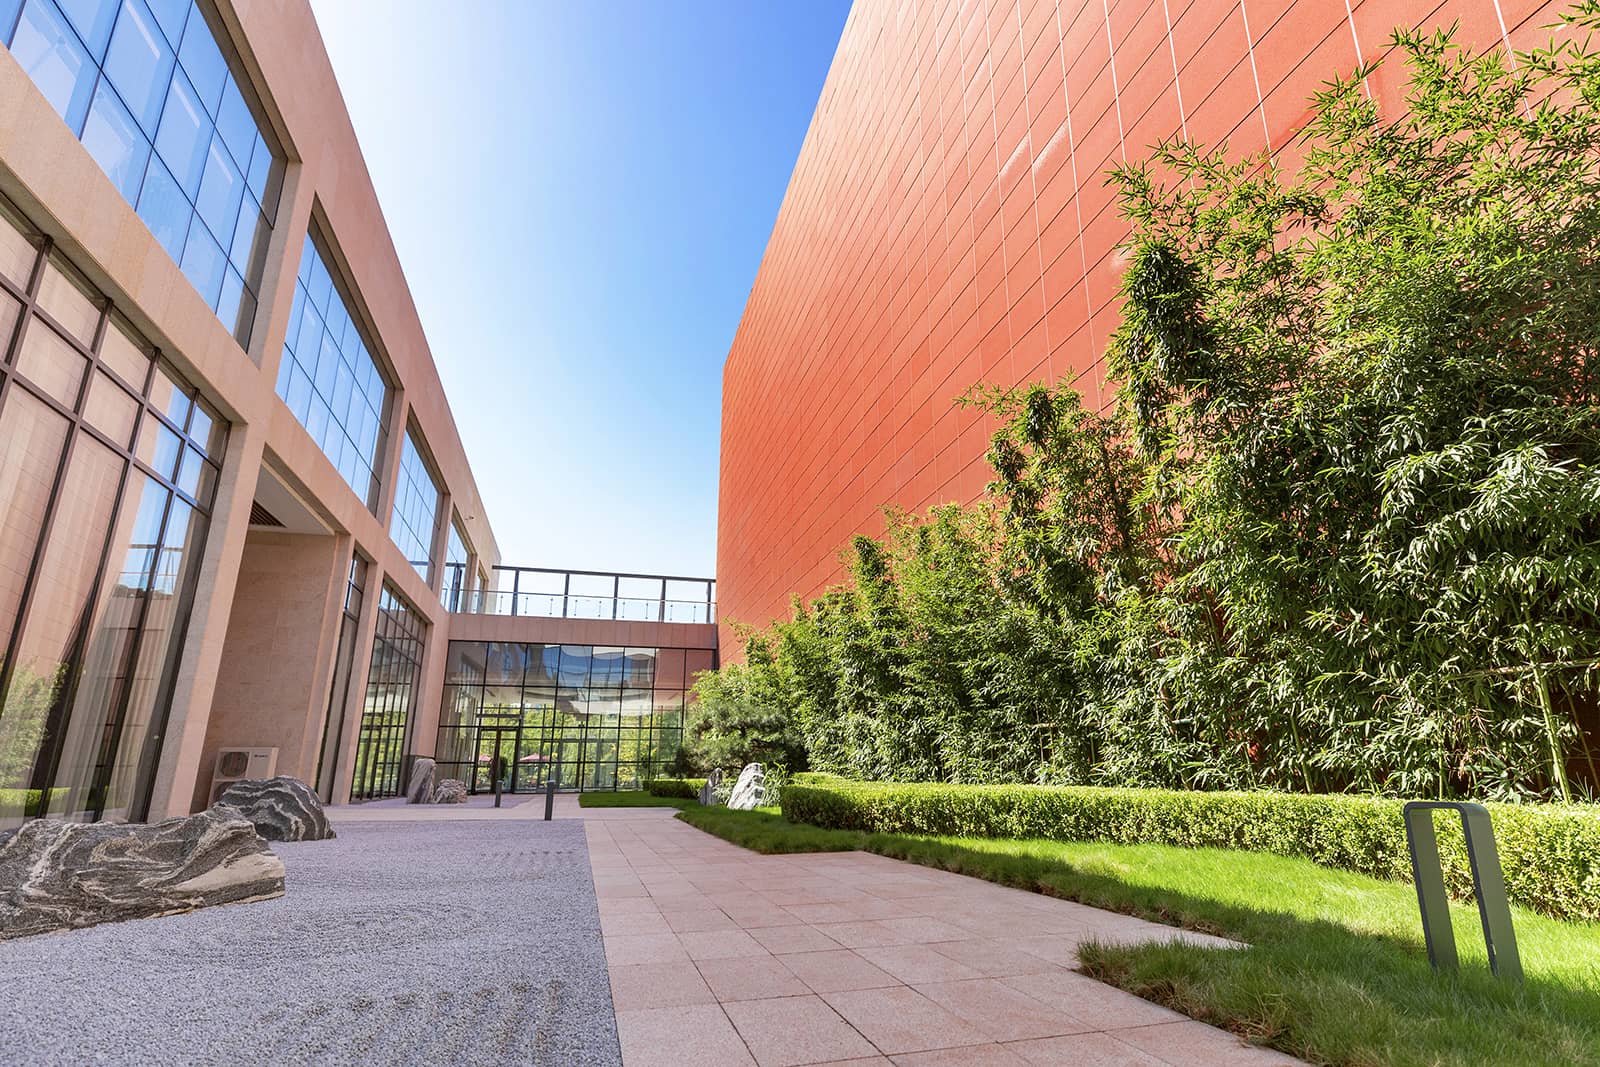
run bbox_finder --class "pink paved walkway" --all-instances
[585,808,1304,1067]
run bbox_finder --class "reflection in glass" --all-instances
[432,640,708,793]
[349,585,424,800]
[0,196,225,830]
[0,0,280,346]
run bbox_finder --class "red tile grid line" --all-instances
[715,0,1566,649]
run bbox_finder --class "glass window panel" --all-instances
[178,211,224,304]
[16,319,89,407]
[134,416,180,477]
[0,432,122,821]
[229,194,266,279]
[175,3,222,112]
[194,130,242,242]
[0,388,71,655]
[0,198,40,289]
[135,154,190,262]
[174,444,201,497]
[81,78,151,202]
[388,430,439,583]
[655,647,687,689]
[96,312,150,388]
[153,66,208,196]
[484,642,526,686]
[145,359,189,423]
[143,0,184,43]
[35,256,101,346]
[97,492,205,819]
[84,369,139,446]
[185,395,221,454]
[246,131,270,200]
[445,641,486,686]
[214,72,251,165]
[11,0,96,131]
[103,0,173,134]
[215,264,243,334]
[0,291,20,359]
[56,0,119,58]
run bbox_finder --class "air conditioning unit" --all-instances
[209,746,279,805]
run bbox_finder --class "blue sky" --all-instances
[307,0,852,578]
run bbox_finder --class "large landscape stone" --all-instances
[727,763,767,810]
[406,757,436,805]
[433,778,468,804]
[0,808,285,940]
[214,776,335,841]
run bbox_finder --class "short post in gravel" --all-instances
[1403,801,1522,981]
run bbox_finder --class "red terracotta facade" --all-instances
[717,0,1565,644]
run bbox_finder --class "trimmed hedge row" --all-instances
[781,777,1600,922]
[645,778,706,799]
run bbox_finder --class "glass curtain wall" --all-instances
[274,233,388,508]
[313,553,366,800]
[388,429,439,585]
[349,583,423,799]
[0,0,282,347]
[442,519,468,611]
[436,642,717,792]
[0,194,226,830]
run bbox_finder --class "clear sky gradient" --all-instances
[307,0,852,579]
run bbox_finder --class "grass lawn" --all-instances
[674,806,1600,1067]
[576,790,696,809]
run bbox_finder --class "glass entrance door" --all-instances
[472,725,520,793]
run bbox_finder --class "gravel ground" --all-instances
[0,819,620,1067]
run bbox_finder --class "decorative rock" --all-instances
[0,808,285,941]
[727,763,767,810]
[698,767,723,807]
[214,776,335,842]
[433,778,468,804]
[406,757,437,805]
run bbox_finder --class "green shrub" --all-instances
[644,778,706,799]
[782,779,1600,922]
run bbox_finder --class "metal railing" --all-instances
[453,566,716,624]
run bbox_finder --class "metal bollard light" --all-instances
[544,755,561,821]
[1403,801,1522,981]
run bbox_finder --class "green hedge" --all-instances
[645,778,706,799]
[781,779,1600,922]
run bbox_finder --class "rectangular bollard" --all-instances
[1403,801,1522,981]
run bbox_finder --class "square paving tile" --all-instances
[889,1045,1032,1065]
[1006,1032,1170,1066]
[662,907,741,933]
[854,945,984,984]
[821,986,989,1055]
[609,961,718,1011]
[724,995,881,1067]
[700,955,813,1002]
[779,950,901,994]
[926,939,1066,978]
[605,933,690,967]
[1001,972,1187,1031]
[749,924,844,955]
[681,928,773,961]
[615,1004,755,1067]
[1111,1021,1300,1065]
[914,978,1094,1042]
